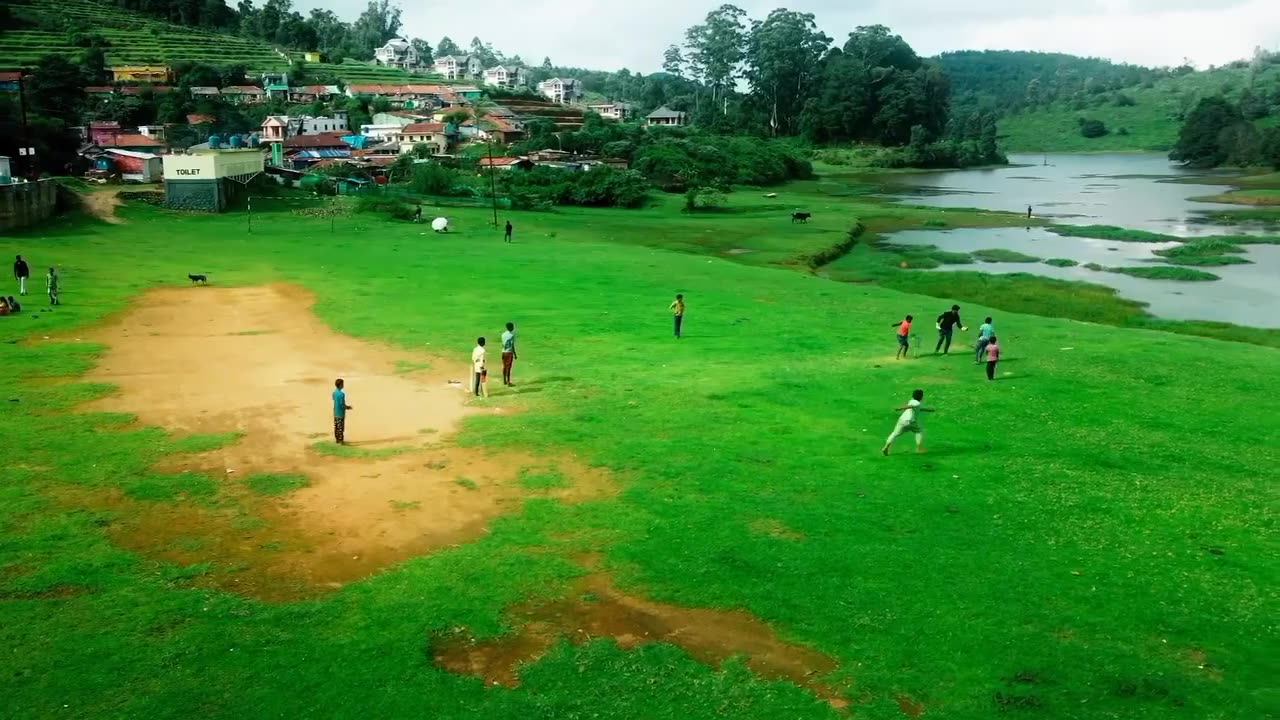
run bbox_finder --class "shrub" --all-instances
[1079,118,1109,138]
[354,194,414,220]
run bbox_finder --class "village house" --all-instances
[537,78,583,104]
[98,132,166,153]
[283,133,353,170]
[189,86,221,99]
[120,86,172,96]
[588,101,635,121]
[393,122,459,156]
[187,113,216,126]
[289,85,340,103]
[478,156,535,171]
[301,51,322,63]
[434,55,483,80]
[374,38,419,69]
[110,65,171,83]
[482,65,527,89]
[262,114,350,142]
[260,72,289,101]
[101,149,162,182]
[221,86,266,105]
[645,106,687,127]
[88,121,123,146]
[480,115,524,144]
[84,86,116,100]
[261,116,289,143]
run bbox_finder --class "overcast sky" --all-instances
[294,0,1280,73]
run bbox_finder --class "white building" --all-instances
[359,124,404,141]
[434,55,482,80]
[300,115,348,134]
[483,65,527,88]
[587,101,635,121]
[375,38,419,69]
[537,77,582,104]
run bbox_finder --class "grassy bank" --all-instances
[1048,224,1280,244]
[1107,265,1220,281]
[2,195,1277,719]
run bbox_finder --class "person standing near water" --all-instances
[670,293,686,339]
[1027,205,1033,219]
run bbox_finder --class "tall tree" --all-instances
[351,0,401,58]
[744,9,829,135]
[468,37,499,66]
[683,4,747,112]
[437,36,462,58]
[1170,97,1245,168]
[411,38,433,66]
[662,45,686,77]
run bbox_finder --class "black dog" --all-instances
[188,274,208,285]
[791,212,811,223]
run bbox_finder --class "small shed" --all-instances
[105,149,163,182]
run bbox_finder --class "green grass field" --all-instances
[1,179,1277,718]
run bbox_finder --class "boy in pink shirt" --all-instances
[985,335,1000,380]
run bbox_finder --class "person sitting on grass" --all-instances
[975,316,995,363]
[0,296,9,316]
[882,389,934,456]
[984,335,1001,381]
[5,296,19,313]
[893,314,913,359]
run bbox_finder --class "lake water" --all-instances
[880,153,1279,328]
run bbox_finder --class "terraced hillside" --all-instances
[496,97,587,131]
[0,0,449,84]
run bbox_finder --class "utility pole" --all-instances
[487,139,498,227]
[17,69,31,178]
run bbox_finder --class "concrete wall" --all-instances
[0,180,58,232]
[165,179,228,212]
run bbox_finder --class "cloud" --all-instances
[293,0,1279,72]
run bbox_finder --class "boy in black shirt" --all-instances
[934,305,967,354]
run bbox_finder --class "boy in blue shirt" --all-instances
[332,378,352,444]
[975,316,995,363]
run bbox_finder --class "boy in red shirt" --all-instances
[984,335,1000,380]
[893,315,913,359]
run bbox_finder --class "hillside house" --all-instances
[99,132,166,152]
[588,101,635,121]
[479,156,535,171]
[289,85,340,103]
[221,86,266,104]
[261,116,289,142]
[645,106,687,127]
[375,38,419,69]
[283,133,353,170]
[138,125,166,140]
[103,149,162,182]
[260,72,289,101]
[302,51,322,63]
[483,65,528,88]
[434,55,482,80]
[537,78,582,104]
[480,115,524,144]
[88,122,123,146]
[111,65,171,83]
[84,86,116,100]
[119,85,173,96]
[189,86,221,98]
[394,122,459,156]
[187,114,216,126]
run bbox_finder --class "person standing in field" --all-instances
[46,266,60,306]
[501,322,517,386]
[14,255,30,296]
[504,221,513,243]
[471,337,487,397]
[984,335,1001,381]
[413,205,423,223]
[974,316,995,363]
[893,314,913,359]
[882,389,933,456]
[332,378,352,444]
[670,293,685,339]
[934,304,965,354]
[1027,205,1033,219]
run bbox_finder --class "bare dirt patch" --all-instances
[69,284,612,599]
[749,518,804,540]
[433,563,847,709]
[80,189,125,224]
[896,694,925,717]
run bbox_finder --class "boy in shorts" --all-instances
[893,314,913,359]
[882,389,933,455]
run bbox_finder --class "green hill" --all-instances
[0,0,449,84]
[993,58,1280,152]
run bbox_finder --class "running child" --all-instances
[975,316,995,363]
[893,315,913,359]
[985,335,1000,380]
[882,389,933,455]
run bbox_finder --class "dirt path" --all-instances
[74,284,611,598]
[80,189,125,224]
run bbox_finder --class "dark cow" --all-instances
[791,211,811,223]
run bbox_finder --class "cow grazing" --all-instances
[791,211,811,223]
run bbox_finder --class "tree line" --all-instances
[1170,97,1280,169]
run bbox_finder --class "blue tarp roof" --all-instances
[341,135,369,149]
[294,149,351,158]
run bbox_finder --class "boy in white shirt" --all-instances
[882,389,933,455]
[471,337,488,398]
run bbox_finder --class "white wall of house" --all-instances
[301,116,348,134]
[360,124,403,140]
